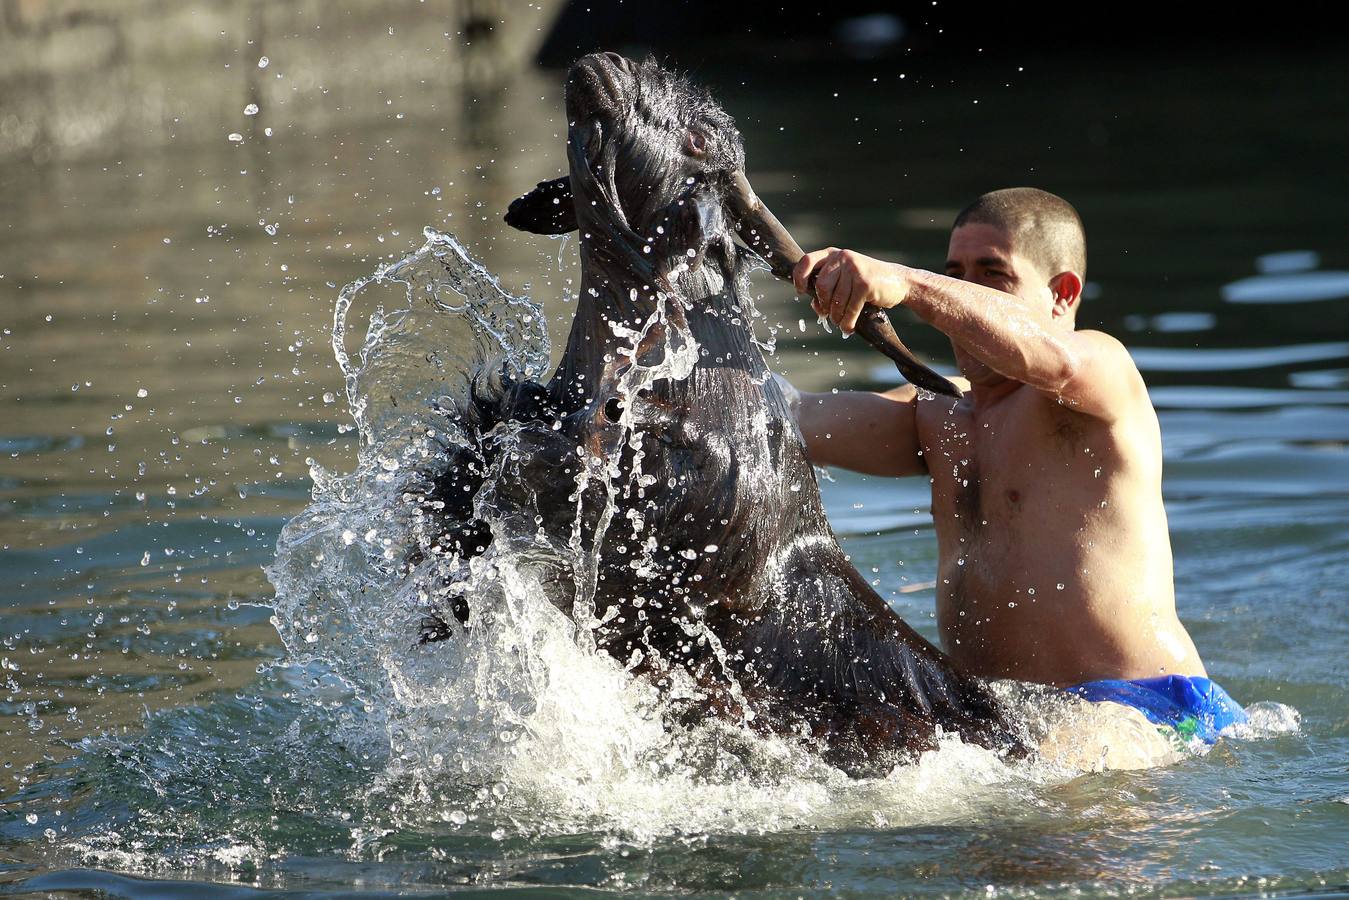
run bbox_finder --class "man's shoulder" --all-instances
[1073,327,1151,389]
[1049,328,1154,421]
[1073,328,1134,359]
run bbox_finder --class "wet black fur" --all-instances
[410,53,1025,775]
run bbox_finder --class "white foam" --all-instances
[260,230,1299,848]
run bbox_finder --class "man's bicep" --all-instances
[1049,331,1147,420]
[797,387,926,477]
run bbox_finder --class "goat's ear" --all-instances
[504,176,577,234]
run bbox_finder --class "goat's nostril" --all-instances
[602,51,629,72]
[602,397,624,423]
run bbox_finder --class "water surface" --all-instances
[1,27,1346,898]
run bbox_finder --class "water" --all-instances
[2,27,1347,897]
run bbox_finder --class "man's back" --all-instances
[916,374,1206,686]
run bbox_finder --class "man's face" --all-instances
[944,222,1054,312]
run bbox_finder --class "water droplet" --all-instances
[244,103,259,116]
[227,132,244,143]
[136,388,148,398]
[25,814,37,825]
[1056,582,1065,590]
[449,809,468,826]
[257,56,269,68]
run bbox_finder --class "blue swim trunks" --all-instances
[1065,675,1247,744]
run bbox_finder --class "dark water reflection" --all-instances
[1,14,1346,897]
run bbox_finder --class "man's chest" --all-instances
[916,392,1095,532]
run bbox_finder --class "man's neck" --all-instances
[954,345,1021,406]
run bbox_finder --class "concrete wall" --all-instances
[0,0,561,163]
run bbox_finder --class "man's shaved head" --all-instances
[953,188,1086,279]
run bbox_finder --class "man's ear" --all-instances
[504,176,578,235]
[1049,271,1083,320]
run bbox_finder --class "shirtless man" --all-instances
[786,188,1244,743]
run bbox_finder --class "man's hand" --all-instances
[792,248,911,335]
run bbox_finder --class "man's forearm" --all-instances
[901,268,1078,392]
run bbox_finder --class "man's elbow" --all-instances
[1051,352,1080,392]
[1014,350,1079,396]
[1029,348,1079,395]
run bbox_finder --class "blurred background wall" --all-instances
[6,0,1339,166]
[0,0,563,164]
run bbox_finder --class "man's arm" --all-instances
[792,383,928,477]
[902,271,1146,420]
[793,250,1143,421]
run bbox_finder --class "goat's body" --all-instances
[421,270,1022,774]
[414,51,1023,775]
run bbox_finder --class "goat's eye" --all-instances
[683,130,707,157]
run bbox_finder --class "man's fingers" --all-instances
[791,255,811,295]
[814,256,843,307]
[792,247,837,295]
[841,281,869,334]
[832,269,857,331]
[790,249,899,336]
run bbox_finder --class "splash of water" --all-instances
[264,228,1302,845]
[13,228,1305,883]
[258,228,1038,839]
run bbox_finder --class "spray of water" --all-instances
[50,228,1301,876]
[258,228,1042,838]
